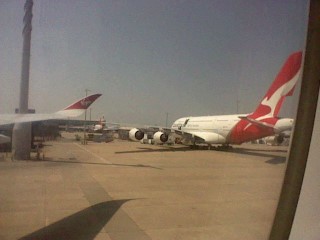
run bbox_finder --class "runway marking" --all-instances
[73,143,113,164]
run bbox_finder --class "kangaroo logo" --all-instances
[258,68,301,120]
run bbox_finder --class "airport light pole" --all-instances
[165,112,169,128]
[83,89,90,144]
[236,99,240,114]
[12,0,33,160]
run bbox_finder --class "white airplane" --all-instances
[0,93,102,144]
[128,51,303,148]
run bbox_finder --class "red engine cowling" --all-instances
[265,135,285,146]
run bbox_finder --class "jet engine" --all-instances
[275,135,284,144]
[153,131,169,144]
[129,128,144,141]
[265,134,285,146]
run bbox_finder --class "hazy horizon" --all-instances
[0,1,309,126]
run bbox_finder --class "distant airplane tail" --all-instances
[250,51,302,119]
[0,94,102,126]
[56,93,102,118]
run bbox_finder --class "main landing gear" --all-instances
[206,144,233,151]
[189,143,233,151]
[216,144,233,151]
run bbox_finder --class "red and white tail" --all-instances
[56,93,102,117]
[229,51,303,144]
[0,94,102,126]
[250,51,302,120]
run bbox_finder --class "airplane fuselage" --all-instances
[171,115,293,145]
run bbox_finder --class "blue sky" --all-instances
[0,0,309,125]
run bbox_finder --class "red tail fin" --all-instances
[56,93,102,118]
[63,94,102,110]
[250,51,302,120]
[229,51,303,144]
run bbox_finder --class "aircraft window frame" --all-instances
[269,1,320,238]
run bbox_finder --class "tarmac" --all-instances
[0,133,288,240]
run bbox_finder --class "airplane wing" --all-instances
[124,123,230,145]
[0,93,102,126]
[171,129,224,143]
[177,130,205,142]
